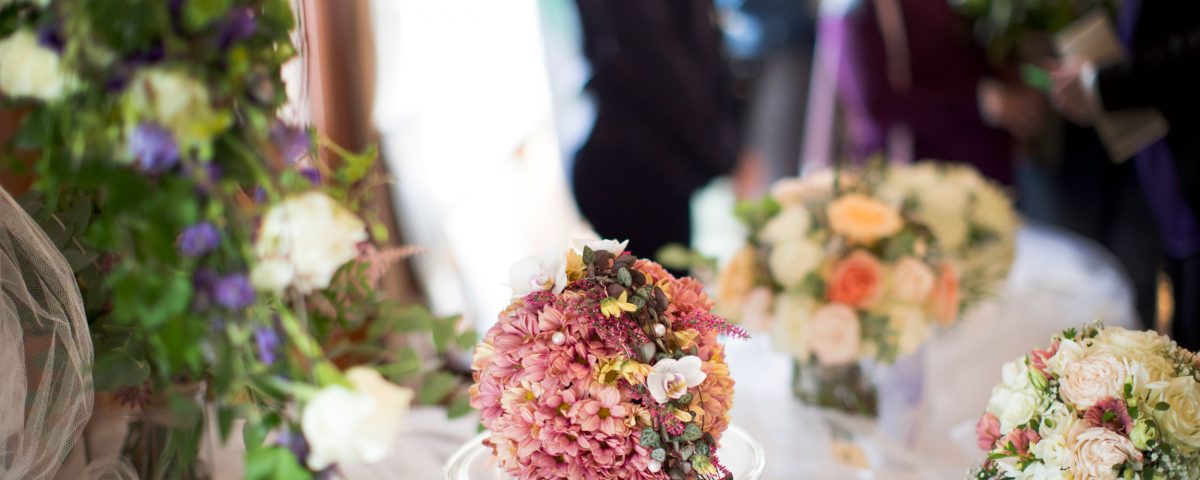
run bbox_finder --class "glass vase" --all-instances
[869,345,927,451]
[790,359,877,418]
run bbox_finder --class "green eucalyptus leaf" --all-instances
[447,392,473,419]
[245,446,310,480]
[92,349,150,391]
[418,372,457,405]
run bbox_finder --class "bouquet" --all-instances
[973,325,1200,479]
[471,239,747,479]
[719,167,962,368]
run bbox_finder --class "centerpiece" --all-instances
[470,240,749,480]
[717,162,1015,432]
[972,325,1200,479]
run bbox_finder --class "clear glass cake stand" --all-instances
[443,423,766,480]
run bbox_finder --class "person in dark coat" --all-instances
[571,0,739,259]
[1052,0,1200,348]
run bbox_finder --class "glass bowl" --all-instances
[444,423,766,479]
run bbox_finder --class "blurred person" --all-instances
[570,0,740,259]
[827,0,1044,184]
[1051,0,1200,348]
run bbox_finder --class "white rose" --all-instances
[1059,353,1128,410]
[1031,436,1074,473]
[1039,402,1076,441]
[771,293,815,360]
[767,239,823,289]
[1046,338,1085,377]
[251,192,368,294]
[125,68,226,146]
[987,359,1041,432]
[1150,376,1200,450]
[806,303,861,366]
[571,237,628,255]
[889,257,936,303]
[1091,328,1174,382]
[886,303,929,357]
[0,30,74,101]
[1068,427,1139,480]
[971,181,1018,235]
[303,367,414,470]
[508,251,568,297]
[759,206,811,245]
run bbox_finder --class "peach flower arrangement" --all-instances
[717,164,1003,367]
[471,240,746,480]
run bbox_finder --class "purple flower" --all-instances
[178,222,220,257]
[254,326,281,365]
[129,123,180,174]
[299,167,321,186]
[37,23,64,51]
[213,273,255,310]
[269,122,310,164]
[276,430,310,466]
[218,7,258,49]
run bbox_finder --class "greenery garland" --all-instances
[0,0,472,477]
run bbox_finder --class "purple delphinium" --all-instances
[298,167,321,186]
[269,121,310,164]
[178,222,220,257]
[254,326,281,365]
[129,123,180,174]
[276,430,310,466]
[36,23,65,51]
[213,273,255,310]
[217,7,258,49]
[192,268,220,309]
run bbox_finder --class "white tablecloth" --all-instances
[345,224,1138,479]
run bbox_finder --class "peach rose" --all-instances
[1069,426,1141,480]
[890,256,936,303]
[826,193,903,244]
[827,250,883,308]
[806,303,860,365]
[928,263,960,326]
[1059,353,1128,410]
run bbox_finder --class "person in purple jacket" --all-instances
[1052,0,1200,349]
[826,0,1044,184]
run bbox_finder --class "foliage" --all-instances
[0,0,471,477]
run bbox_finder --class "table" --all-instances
[355,223,1137,479]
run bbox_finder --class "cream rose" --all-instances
[971,180,1018,235]
[303,367,414,470]
[1039,402,1076,441]
[1031,435,1074,473]
[889,257,936,303]
[759,206,812,245]
[826,194,904,245]
[1046,338,1086,377]
[1068,427,1140,480]
[806,303,860,366]
[1150,376,1200,450]
[913,182,971,252]
[771,293,815,360]
[1059,353,1128,410]
[767,238,823,289]
[0,29,74,101]
[770,170,839,205]
[251,192,368,294]
[1091,328,1174,382]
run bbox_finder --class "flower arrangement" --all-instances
[0,1,472,478]
[972,325,1200,479]
[719,167,963,368]
[471,239,747,479]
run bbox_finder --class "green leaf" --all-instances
[432,315,460,353]
[184,0,233,32]
[245,446,311,480]
[447,392,473,419]
[379,346,421,380]
[1155,402,1170,412]
[455,329,478,350]
[92,349,150,391]
[243,419,270,451]
[418,372,458,404]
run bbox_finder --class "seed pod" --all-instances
[606,283,626,298]
[630,269,646,286]
[654,287,669,310]
[639,342,657,363]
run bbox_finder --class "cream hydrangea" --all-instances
[0,29,74,101]
[251,192,368,294]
